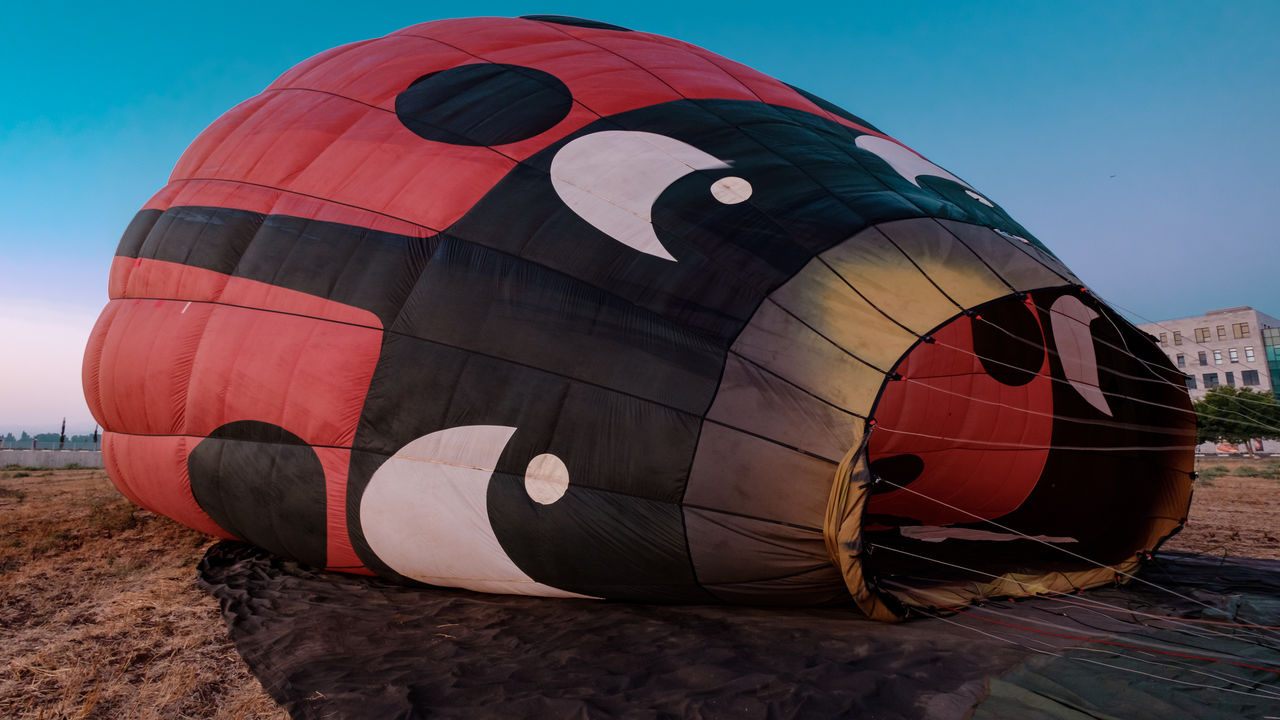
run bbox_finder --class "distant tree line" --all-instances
[0,431,99,448]
[1193,386,1280,454]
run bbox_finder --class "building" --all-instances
[1137,306,1280,402]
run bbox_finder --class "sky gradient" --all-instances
[3,0,1278,433]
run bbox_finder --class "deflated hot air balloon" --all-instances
[83,15,1195,620]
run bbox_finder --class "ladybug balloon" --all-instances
[83,16,1194,619]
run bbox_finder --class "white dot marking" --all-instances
[525,453,570,505]
[710,176,752,204]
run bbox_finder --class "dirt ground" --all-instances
[1160,456,1280,560]
[2,460,1277,719]
[0,467,287,720]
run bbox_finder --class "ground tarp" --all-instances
[197,544,1280,719]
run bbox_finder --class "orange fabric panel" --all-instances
[181,303,379,446]
[868,314,1053,526]
[316,446,371,574]
[91,297,214,435]
[104,431,231,539]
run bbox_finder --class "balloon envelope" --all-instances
[83,15,1195,618]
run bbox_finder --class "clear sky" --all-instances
[3,0,1278,434]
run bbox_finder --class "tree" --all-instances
[1193,386,1280,454]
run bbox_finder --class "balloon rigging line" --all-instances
[973,316,1280,436]
[867,475,1253,620]
[816,250,1278,438]
[871,425,1192,453]
[1047,593,1280,631]
[947,606,1280,701]
[870,545,1280,656]
[1072,290,1280,412]
[726,349,867,419]
[777,246,1271,436]
[1026,595,1280,669]
[956,609,1280,696]
[991,596,1280,676]
[765,283,1210,435]
[914,219,1272,424]
[969,304,1190,393]
[906,329,1280,436]
[894,375,1194,437]
[905,595,1280,704]
[952,606,1280,677]
[918,336,1199,421]
[875,570,1280,669]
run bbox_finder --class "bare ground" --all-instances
[0,467,287,720]
[2,461,1278,719]
[1161,456,1280,560]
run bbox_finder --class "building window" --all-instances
[1243,369,1260,386]
[1195,327,1211,342]
[1246,346,1256,362]
[1217,325,1227,340]
[1233,322,1250,338]
[1229,348,1240,363]
[1226,371,1235,386]
[1173,331,1183,345]
[1214,350,1223,365]
[1198,351,1208,366]
[1204,373,1219,388]
[1159,332,1168,345]
[1176,354,1186,368]
[1186,375,1198,390]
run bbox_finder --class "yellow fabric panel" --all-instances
[819,225,962,336]
[769,257,920,371]
[730,301,883,417]
[873,219,1014,311]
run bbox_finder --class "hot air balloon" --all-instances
[82,15,1195,620]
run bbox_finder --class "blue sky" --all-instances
[3,0,1278,433]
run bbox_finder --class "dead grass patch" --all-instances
[0,468,287,719]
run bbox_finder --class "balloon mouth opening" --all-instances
[844,289,1197,615]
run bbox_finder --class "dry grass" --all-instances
[0,468,288,719]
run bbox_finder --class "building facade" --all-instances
[1137,306,1280,402]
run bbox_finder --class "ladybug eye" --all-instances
[394,63,573,147]
[550,130,743,261]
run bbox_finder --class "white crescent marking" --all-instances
[855,135,977,191]
[550,130,735,261]
[1050,295,1113,417]
[360,425,595,598]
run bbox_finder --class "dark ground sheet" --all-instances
[198,545,1280,719]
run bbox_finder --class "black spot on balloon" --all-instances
[395,64,573,147]
[520,15,632,31]
[972,295,1045,386]
[868,453,925,494]
[189,421,327,568]
[785,83,882,133]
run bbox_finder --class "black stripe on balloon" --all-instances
[519,15,632,31]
